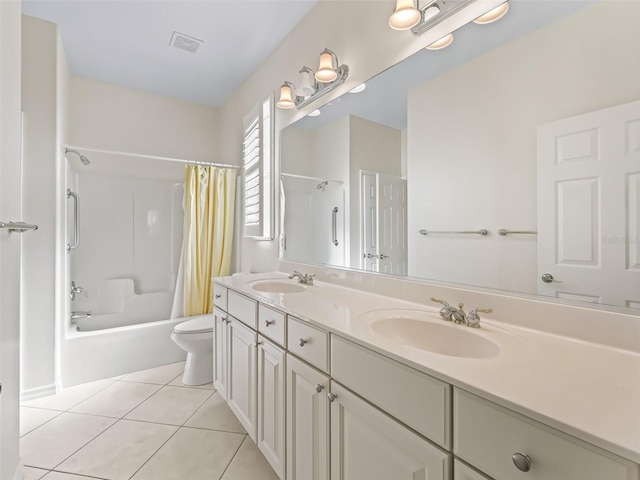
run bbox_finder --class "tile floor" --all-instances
[20,362,279,480]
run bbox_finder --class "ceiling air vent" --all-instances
[169,31,203,54]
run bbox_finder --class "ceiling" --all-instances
[21,0,318,107]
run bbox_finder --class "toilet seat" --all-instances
[173,315,213,335]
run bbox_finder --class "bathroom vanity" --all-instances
[212,269,640,480]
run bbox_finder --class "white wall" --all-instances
[406,1,640,293]
[21,15,67,396]
[0,1,23,476]
[219,0,502,274]
[69,76,220,163]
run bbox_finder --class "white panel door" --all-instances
[538,100,640,307]
[213,308,229,400]
[286,354,330,480]
[0,1,23,476]
[361,172,378,271]
[228,317,257,440]
[330,382,450,480]
[377,174,408,275]
[257,336,285,479]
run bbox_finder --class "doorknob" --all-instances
[541,273,562,283]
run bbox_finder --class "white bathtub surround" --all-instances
[19,362,278,480]
[216,268,640,467]
[182,165,237,316]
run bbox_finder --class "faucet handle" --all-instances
[466,307,493,328]
[430,297,450,307]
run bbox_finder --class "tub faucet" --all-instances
[289,271,315,285]
[71,310,92,321]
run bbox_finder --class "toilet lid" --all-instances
[173,315,213,334]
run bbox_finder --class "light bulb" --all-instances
[389,0,421,31]
[473,2,509,24]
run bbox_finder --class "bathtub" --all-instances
[60,315,204,388]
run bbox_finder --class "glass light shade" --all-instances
[308,109,321,117]
[315,52,338,83]
[422,3,441,22]
[426,33,454,50]
[276,84,295,109]
[296,68,315,97]
[389,0,421,31]
[473,2,509,24]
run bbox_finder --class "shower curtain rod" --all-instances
[64,145,241,169]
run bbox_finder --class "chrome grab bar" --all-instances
[498,229,537,236]
[0,221,38,233]
[332,207,339,246]
[419,229,488,236]
[67,189,79,252]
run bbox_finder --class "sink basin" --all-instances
[358,310,500,358]
[247,279,306,294]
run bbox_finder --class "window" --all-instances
[243,95,274,240]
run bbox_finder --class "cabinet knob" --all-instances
[222,317,229,324]
[265,320,275,327]
[215,293,222,299]
[315,384,324,393]
[327,392,337,402]
[255,341,263,346]
[512,453,531,472]
[299,338,308,347]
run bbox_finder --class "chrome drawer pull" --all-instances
[315,384,324,393]
[327,392,337,402]
[265,320,275,327]
[299,338,308,347]
[512,453,531,472]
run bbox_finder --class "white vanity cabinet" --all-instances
[286,353,330,480]
[213,308,229,400]
[227,317,257,440]
[329,381,451,480]
[257,335,286,479]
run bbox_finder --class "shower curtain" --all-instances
[180,165,236,316]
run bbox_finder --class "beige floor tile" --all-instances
[167,374,214,390]
[56,420,177,480]
[125,386,211,425]
[131,427,245,480]
[20,408,61,436]
[20,412,116,469]
[21,466,48,480]
[185,392,246,433]
[22,379,115,411]
[70,381,161,418]
[221,437,279,480]
[42,472,101,479]
[120,362,185,385]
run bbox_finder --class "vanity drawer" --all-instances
[213,284,228,311]
[331,335,451,449]
[258,304,286,347]
[287,316,329,372]
[227,290,257,330]
[454,389,639,480]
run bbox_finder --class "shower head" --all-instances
[65,148,90,166]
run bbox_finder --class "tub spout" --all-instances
[71,310,92,321]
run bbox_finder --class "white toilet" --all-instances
[171,314,214,386]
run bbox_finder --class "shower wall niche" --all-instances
[70,171,183,330]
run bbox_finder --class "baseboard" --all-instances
[21,383,57,402]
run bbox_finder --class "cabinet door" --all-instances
[330,382,450,480]
[228,318,257,440]
[213,309,229,400]
[257,336,285,480]
[455,460,493,480]
[286,354,330,480]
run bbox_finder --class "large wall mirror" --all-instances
[280,0,640,313]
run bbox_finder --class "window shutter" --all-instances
[243,96,273,239]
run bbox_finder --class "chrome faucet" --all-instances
[289,271,315,285]
[71,310,92,321]
[431,298,492,328]
[70,281,84,300]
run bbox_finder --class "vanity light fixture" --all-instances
[349,83,367,94]
[426,33,454,50]
[389,0,421,30]
[276,48,349,110]
[473,1,509,24]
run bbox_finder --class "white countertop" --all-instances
[215,272,640,464]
